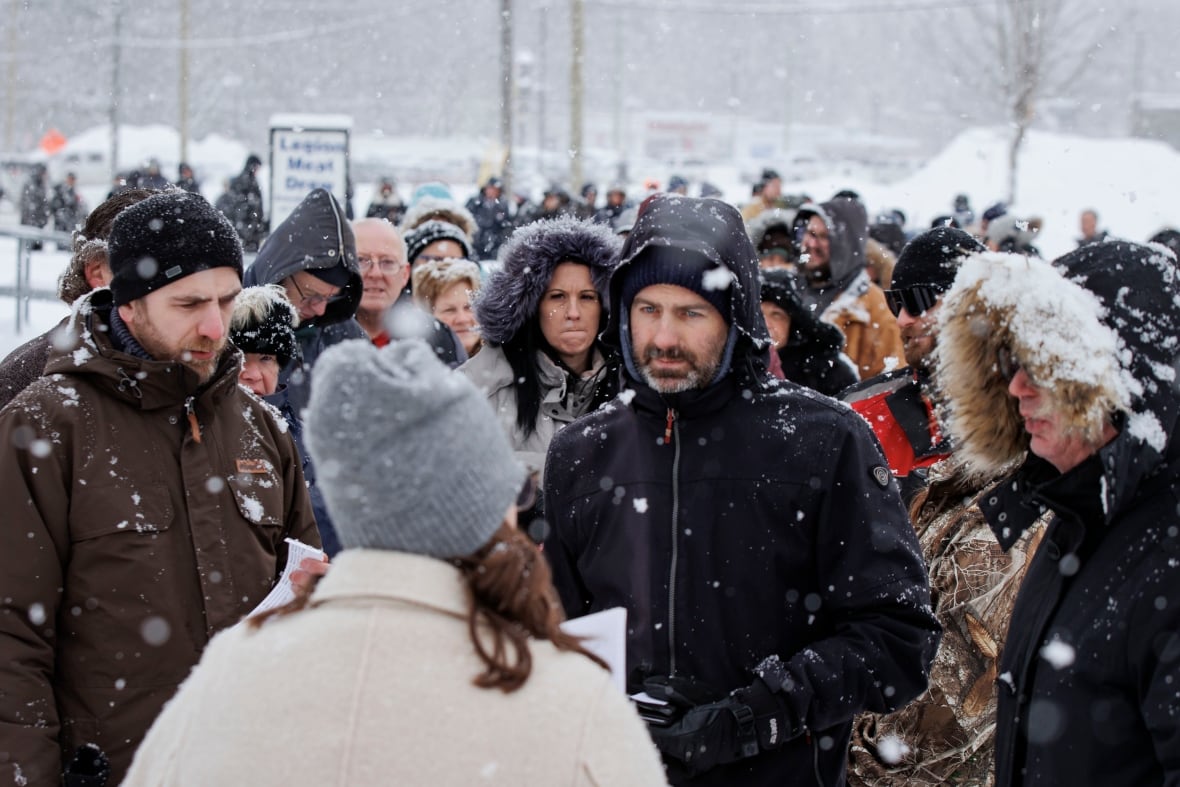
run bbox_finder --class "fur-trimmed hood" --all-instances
[398,196,477,241]
[746,207,797,252]
[936,243,1180,509]
[473,216,621,345]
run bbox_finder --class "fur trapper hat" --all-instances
[399,195,477,241]
[230,285,300,369]
[474,215,621,345]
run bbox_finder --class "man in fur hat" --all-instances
[935,242,1180,786]
[544,193,939,786]
[0,191,320,785]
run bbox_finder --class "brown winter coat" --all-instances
[822,270,905,378]
[848,460,1046,786]
[0,289,319,786]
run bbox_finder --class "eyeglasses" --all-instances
[995,345,1031,384]
[290,275,340,308]
[884,285,941,318]
[358,255,407,274]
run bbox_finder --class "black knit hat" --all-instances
[107,190,243,306]
[620,246,732,323]
[404,219,473,264]
[229,285,300,369]
[892,226,985,293]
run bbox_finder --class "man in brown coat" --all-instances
[0,191,320,786]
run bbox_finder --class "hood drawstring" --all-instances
[116,368,143,400]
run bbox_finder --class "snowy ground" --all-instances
[2,123,1179,358]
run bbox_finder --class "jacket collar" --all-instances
[310,549,469,620]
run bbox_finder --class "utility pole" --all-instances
[4,0,18,151]
[538,2,548,168]
[570,0,584,191]
[179,0,190,165]
[109,0,123,182]
[500,0,514,198]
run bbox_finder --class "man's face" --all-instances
[800,215,831,274]
[1005,358,1115,473]
[282,270,341,323]
[354,220,409,316]
[630,284,729,393]
[118,267,241,384]
[607,190,625,207]
[897,300,940,368]
[1080,211,1097,238]
[762,177,782,201]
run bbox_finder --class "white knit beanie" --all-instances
[304,338,525,558]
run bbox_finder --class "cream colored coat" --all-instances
[123,550,667,787]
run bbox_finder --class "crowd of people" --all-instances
[1,161,1179,787]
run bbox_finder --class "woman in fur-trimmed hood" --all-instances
[459,215,622,481]
[934,241,1180,787]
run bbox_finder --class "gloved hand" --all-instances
[63,743,110,787]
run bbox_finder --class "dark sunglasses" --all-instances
[995,345,1029,383]
[884,285,941,318]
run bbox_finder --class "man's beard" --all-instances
[133,317,226,384]
[637,342,723,394]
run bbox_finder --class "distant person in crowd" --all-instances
[985,213,1041,256]
[19,163,50,244]
[936,242,1180,787]
[699,181,723,199]
[667,174,689,195]
[0,188,154,411]
[1149,227,1180,263]
[214,177,234,216]
[243,187,364,417]
[404,219,474,272]
[747,207,799,270]
[176,162,200,194]
[793,196,905,378]
[519,185,572,226]
[760,267,857,395]
[465,175,513,259]
[399,181,478,245]
[594,183,630,229]
[123,339,668,787]
[412,258,483,357]
[356,217,467,367]
[543,194,938,786]
[869,209,908,257]
[615,207,639,237]
[977,201,1006,237]
[226,153,267,252]
[574,182,598,220]
[841,226,985,504]
[49,171,87,233]
[741,167,783,222]
[0,191,320,786]
[929,213,960,229]
[459,216,621,482]
[138,157,170,191]
[229,284,300,402]
[1077,208,1109,246]
[952,192,974,228]
[864,236,897,289]
[365,176,406,225]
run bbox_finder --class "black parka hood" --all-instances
[606,195,771,380]
[244,188,361,329]
[793,197,869,311]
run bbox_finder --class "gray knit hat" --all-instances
[304,338,525,558]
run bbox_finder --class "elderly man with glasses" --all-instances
[840,226,985,504]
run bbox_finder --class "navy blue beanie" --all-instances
[619,247,732,323]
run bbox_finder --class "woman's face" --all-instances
[239,352,281,396]
[433,281,480,355]
[760,302,792,350]
[538,262,601,373]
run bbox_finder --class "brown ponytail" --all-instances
[453,523,607,692]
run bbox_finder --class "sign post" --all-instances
[268,113,352,230]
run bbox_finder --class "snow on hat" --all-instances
[107,190,243,306]
[304,338,525,558]
[892,226,985,293]
[404,219,473,265]
[620,245,733,323]
[229,285,300,369]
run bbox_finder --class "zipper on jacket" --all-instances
[663,408,677,445]
[184,396,202,443]
[667,414,682,676]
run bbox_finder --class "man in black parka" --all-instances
[936,241,1180,786]
[543,194,939,786]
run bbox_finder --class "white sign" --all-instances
[268,113,352,229]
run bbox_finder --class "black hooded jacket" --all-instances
[760,267,857,396]
[243,188,365,416]
[544,195,939,786]
[937,242,1180,787]
[793,197,870,316]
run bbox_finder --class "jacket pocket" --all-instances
[70,489,174,541]
[226,459,284,527]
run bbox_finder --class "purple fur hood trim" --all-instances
[474,216,622,345]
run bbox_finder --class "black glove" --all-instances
[62,743,109,787]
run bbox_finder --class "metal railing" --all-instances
[0,225,73,334]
